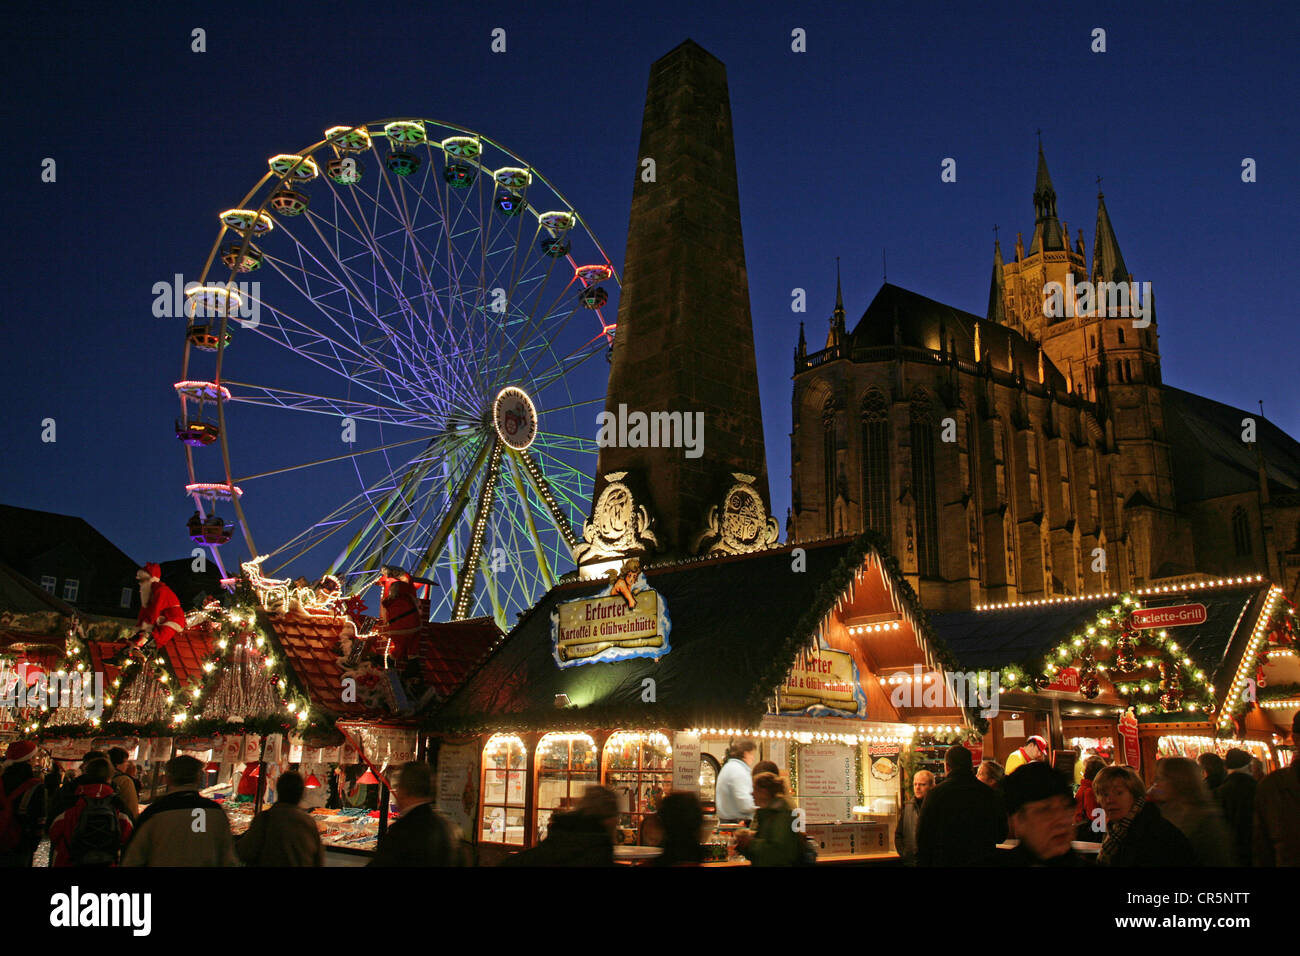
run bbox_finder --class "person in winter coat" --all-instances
[917,745,1007,866]
[1197,752,1227,793]
[1094,765,1195,867]
[994,762,1089,866]
[736,772,801,866]
[715,738,757,823]
[107,747,139,821]
[1149,757,1234,866]
[649,792,706,867]
[51,751,112,822]
[48,758,133,867]
[369,761,467,867]
[895,770,933,865]
[235,771,324,866]
[122,755,236,867]
[0,741,49,867]
[500,786,617,867]
[1003,735,1048,775]
[378,568,422,668]
[1253,712,1300,866]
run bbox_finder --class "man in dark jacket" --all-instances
[1216,748,1256,867]
[916,745,1007,866]
[369,761,465,867]
[122,755,236,866]
[236,771,325,866]
[993,762,1089,866]
[500,786,618,867]
[1,741,48,867]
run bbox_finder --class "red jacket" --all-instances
[1074,777,1099,825]
[48,783,133,867]
[139,582,186,647]
[381,579,421,633]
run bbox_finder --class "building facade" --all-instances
[789,149,1300,611]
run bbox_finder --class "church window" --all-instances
[1090,334,1096,350]
[823,399,836,535]
[1059,442,1073,516]
[861,390,891,541]
[1027,433,1041,512]
[910,392,940,577]
[1232,507,1252,556]
[1117,327,1125,345]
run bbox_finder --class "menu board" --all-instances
[672,732,701,793]
[436,742,481,838]
[799,744,855,824]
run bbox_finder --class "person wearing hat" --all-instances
[1215,748,1256,867]
[0,741,49,867]
[993,762,1087,866]
[1003,735,1048,775]
[378,567,422,674]
[133,562,187,652]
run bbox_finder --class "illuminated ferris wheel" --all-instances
[176,119,618,629]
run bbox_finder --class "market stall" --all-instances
[425,534,957,866]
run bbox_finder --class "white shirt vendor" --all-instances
[715,756,756,822]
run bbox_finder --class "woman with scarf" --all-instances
[1093,765,1195,866]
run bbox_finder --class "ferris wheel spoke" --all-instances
[223,381,448,430]
[410,435,495,588]
[452,437,503,620]
[231,432,441,484]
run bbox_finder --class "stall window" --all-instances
[603,731,673,844]
[536,733,597,840]
[481,734,527,845]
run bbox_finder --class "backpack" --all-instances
[0,779,41,853]
[69,794,122,866]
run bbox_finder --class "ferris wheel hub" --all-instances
[492,387,538,451]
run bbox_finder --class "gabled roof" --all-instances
[163,623,216,688]
[266,612,379,719]
[1163,386,1300,502]
[848,283,1069,391]
[0,504,139,616]
[930,582,1273,708]
[417,618,502,700]
[426,534,946,735]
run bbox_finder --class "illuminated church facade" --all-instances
[789,148,1300,611]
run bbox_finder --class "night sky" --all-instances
[3,1,1296,577]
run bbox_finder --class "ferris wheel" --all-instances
[177,119,618,629]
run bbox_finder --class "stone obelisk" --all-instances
[578,40,775,568]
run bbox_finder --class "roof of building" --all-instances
[426,534,943,734]
[1093,192,1129,282]
[847,283,1071,392]
[267,612,378,719]
[417,618,502,700]
[1163,386,1300,503]
[929,581,1273,708]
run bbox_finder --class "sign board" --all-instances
[799,744,856,824]
[1002,719,1025,740]
[671,732,701,793]
[1118,710,1141,773]
[1043,667,1080,693]
[778,645,868,718]
[436,742,480,838]
[1130,604,1207,629]
[550,568,671,668]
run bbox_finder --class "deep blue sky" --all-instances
[2,0,1296,573]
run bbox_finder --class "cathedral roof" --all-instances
[1162,386,1300,503]
[848,283,1070,391]
[1029,145,1066,255]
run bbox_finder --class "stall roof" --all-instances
[930,582,1273,706]
[426,534,940,734]
[267,612,377,719]
[418,618,501,700]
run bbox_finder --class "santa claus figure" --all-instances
[379,567,422,666]
[134,562,187,653]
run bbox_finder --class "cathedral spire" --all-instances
[1030,143,1065,254]
[987,237,1007,325]
[826,258,847,349]
[1092,188,1130,283]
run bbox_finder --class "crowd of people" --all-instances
[894,712,1300,866]
[2,715,1297,867]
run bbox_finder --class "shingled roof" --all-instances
[426,534,943,735]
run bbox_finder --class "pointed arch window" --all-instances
[861,390,892,541]
[910,391,940,577]
[1232,507,1252,556]
[823,399,837,535]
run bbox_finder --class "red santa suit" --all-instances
[380,573,421,662]
[136,562,186,649]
